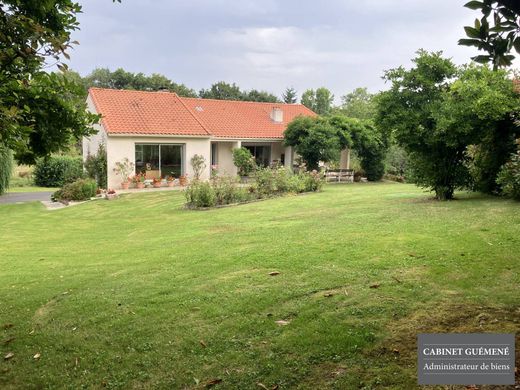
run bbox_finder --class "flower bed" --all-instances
[184,168,323,209]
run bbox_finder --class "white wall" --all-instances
[215,141,239,176]
[82,95,107,160]
[106,136,211,189]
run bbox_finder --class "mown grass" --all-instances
[0,183,519,389]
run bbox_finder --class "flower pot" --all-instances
[136,182,145,189]
[121,181,130,190]
[153,181,162,188]
[167,181,174,187]
[179,177,188,186]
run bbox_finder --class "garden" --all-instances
[1,183,519,388]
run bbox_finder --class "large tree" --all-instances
[300,88,334,115]
[339,87,376,120]
[199,81,279,102]
[377,50,519,200]
[284,116,340,170]
[83,68,198,97]
[459,0,520,68]
[0,1,101,164]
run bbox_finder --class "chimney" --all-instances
[270,107,283,123]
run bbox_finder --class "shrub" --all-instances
[34,156,83,187]
[52,178,97,202]
[84,144,107,189]
[301,170,324,192]
[496,142,520,200]
[232,147,256,176]
[184,180,216,208]
[211,175,248,205]
[190,154,206,180]
[0,146,13,195]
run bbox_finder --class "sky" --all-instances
[67,0,516,103]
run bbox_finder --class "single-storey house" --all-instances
[83,88,351,189]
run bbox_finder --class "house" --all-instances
[83,88,318,189]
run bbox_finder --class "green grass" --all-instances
[0,183,519,389]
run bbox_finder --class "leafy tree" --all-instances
[496,140,520,199]
[300,88,334,115]
[436,65,519,194]
[377,50,519,200]
[282,87,298,104]
[459,0,520,68]
[199,82,245,101]
[284,116,340,170]
[377,51,462,200]
[301,90,316,111]
[83,68,198,97]
[0,146,13,195]
[339,87,376,120]
[0,1,101,163]
[327,115,386,181]
[245,89,279,103]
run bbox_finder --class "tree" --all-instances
[82,68,198,97]
[300,88,334,115]
[377,51,462,200]
[327,115,387,181]
[0,1,101,163]
[339,87,376,120]
[377,50,519,200]
[301,90,316,111]
[459,0,520,68]
[0,146,13,195]
[436,65,519,194]
[245,89,279,103]
[199,82,245,101]
[282,87,298,104]
[284,116,340,170]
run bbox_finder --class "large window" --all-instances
[244,145,271,167]
[135,144,183,178]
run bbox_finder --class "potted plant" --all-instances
[166,175,175,187]
[133,173,146,189]
[113,158,135,189]
[106,189,117,200]
[179,173,188,186]
[152,177,163,188]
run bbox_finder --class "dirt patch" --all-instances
[364,302,520,389]
[32,293,69,326]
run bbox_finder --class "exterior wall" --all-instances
[215,141,239,176]
[82,95,107,160]
[106,136,211,189]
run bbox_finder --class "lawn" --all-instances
[0,183,519,389]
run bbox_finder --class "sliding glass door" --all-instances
[135,144,183,178]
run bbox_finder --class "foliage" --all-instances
[52,178,97,202]
[284,116,340,170]
[84,144,107,189]
[33,156,83,187]
[496,141,520,199]
[282,87,298,104]
[113,158,135,183]
[199,81,279,102]
[459,0,520,68]
[436,65,519,194]
[185,168,324,208]
[384,144,410,180]
[190,154,207,180]
[301,88,334,115]
[0,1,99,164]
[232,147,256,176]
[82,68,198,97]
[327,115,387,181]
[377,50,472,200]
[338,87,377,120]
[0,146,14,195]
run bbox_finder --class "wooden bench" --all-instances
[325,169,354,183]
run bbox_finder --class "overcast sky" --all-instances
[67,0,516,102]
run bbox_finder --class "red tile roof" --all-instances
[88,88,316,139]
[89,88,210,136]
